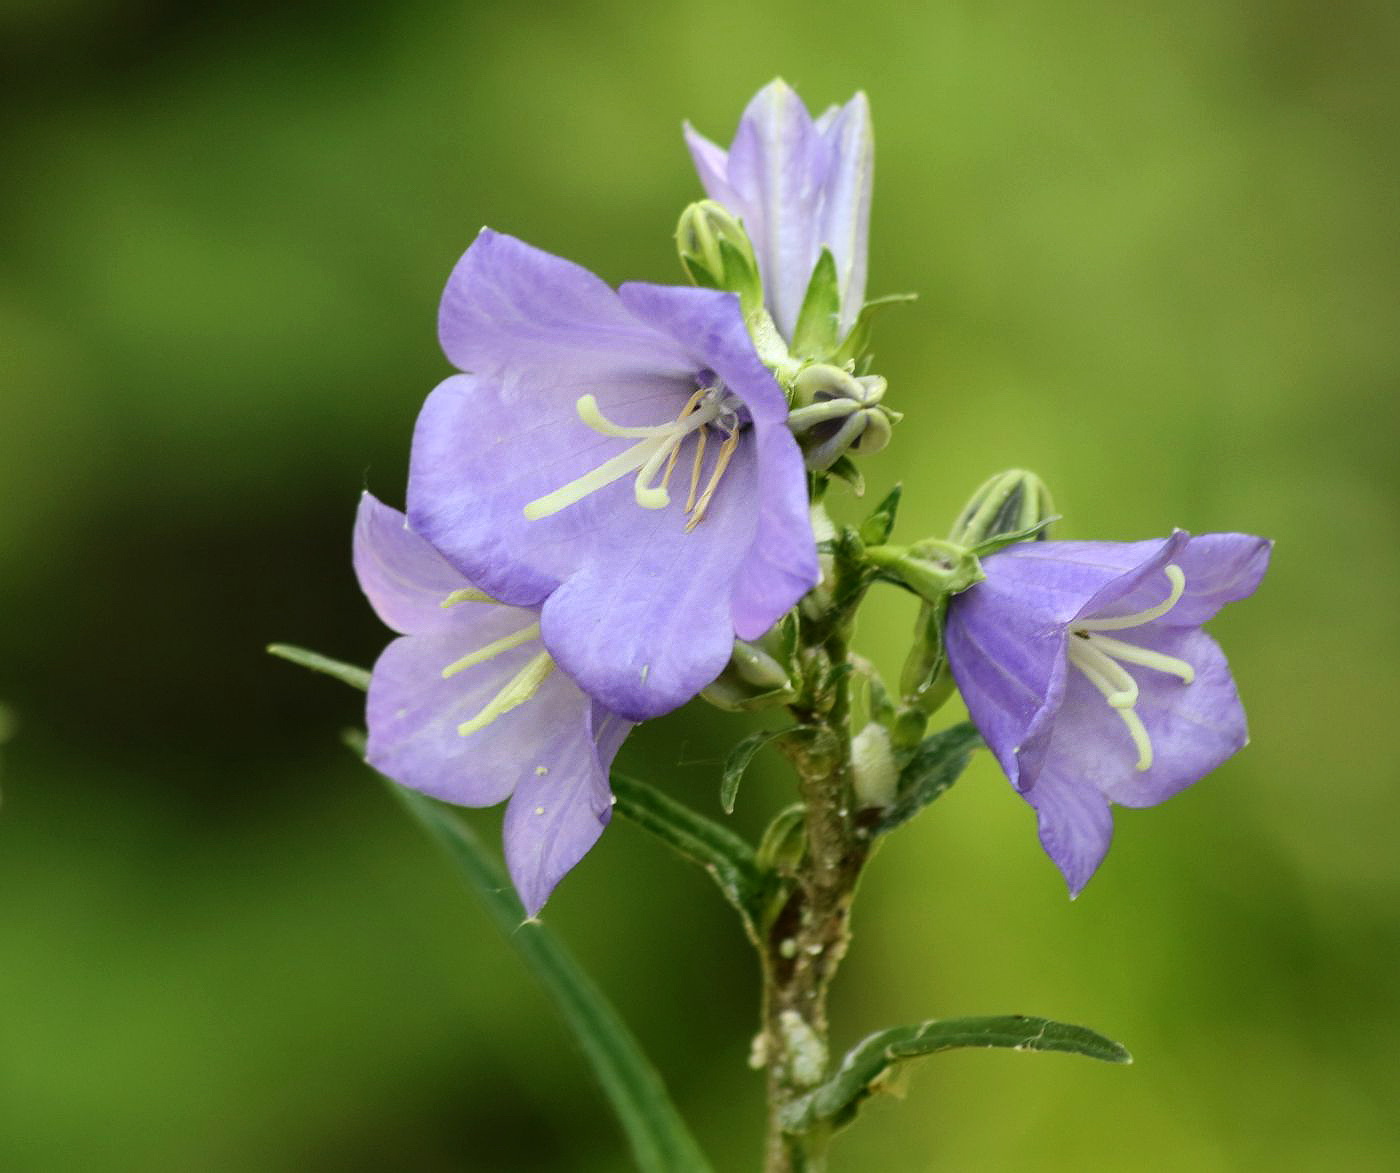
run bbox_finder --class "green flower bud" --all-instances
[699,625,798,712]
[676,200,762,314]
[947,469,1056,552]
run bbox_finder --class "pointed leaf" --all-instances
[389,782,714,1173]
[783,1015,1131,1133]
[720,727,790,814]
[790,249,841,359]
[611,772,766,941]
[267,643,370,692]
[874,722,982,835]
[857,483,902,547]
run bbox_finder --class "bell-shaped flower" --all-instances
[944,530,1271,895]
[353,493,632,917]
[685,78,873,343]
[408,230,817,721]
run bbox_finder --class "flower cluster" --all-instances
[354,79,1270,913]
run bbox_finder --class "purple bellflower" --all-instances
[944,530,1271,895]
[685,79,873,343]
[408,230,818,722]
[354,492,632,917]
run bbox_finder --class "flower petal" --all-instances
[438,229,694,383]
[730,420,819,639]
[1022,764,1115,897]
[1159,533,1273,626]
[536,441,756,719]
[502,707,629,917]
[353,492,475,635]
[683,123,740,210]
[366,625,571,807]
[725,79,831,339]
[814,91,873,333]
[615,283,790,423]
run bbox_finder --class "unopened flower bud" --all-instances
[676,200,762,313]
[787,366,895,471]
[948,469,1055,551]
[699,629,797,712]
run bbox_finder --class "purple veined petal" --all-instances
[729,419,820,640]
[1075,532,1190,624]
[982,537,1177,627]
[408,369,698,607]
[1156,533,1273,627]
[367,628,579,808]
[502,707,632,917]
[682,123,740,210]
[1092,627,1248,808]
[537,438,761,719]
[1022,762,1116,897]
[813,91,873,334]
[726,79,832,339]
[615,283,790,424]
[439,229,695,385]
[353,492,480,635]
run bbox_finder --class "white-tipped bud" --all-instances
[850,722,898,809]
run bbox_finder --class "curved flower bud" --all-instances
[944,530,1272,895]
[685,79,873,343]
[408,230,818,721]
[948,469,1056,551]
[354,493,633,917]
[676,199,762,314]
[787,364,895,471]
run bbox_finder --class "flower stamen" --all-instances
[1068,563,1193,772]
[457,649,555,736]
[523,386,743,526]
[441,621,541,679]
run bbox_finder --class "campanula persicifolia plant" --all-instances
[275,78,1271,1172]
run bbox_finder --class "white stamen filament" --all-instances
[457,649,554,737]
[441,587,495,607]
[441,621,541,679]
[1067,563,1193,773]
[522,388,742,525]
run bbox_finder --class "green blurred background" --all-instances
[2,0,1397,1169]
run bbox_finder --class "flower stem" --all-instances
[758,539,873,1172]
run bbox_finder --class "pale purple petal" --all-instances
[730,421,820,639]
[503,709,630,917]
[1157,533,1273,626]
[353,491,475,635]
[726,79,832,339]
[616,283,790,423]
[814,92,873,333]
[537,441,758,718]
[1022,765,1115,897]
[439,230,694,383]
[683,123,739,209]
[367,630,577,808]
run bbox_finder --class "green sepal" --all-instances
[832,291,917,367]
[872,722,981,835]
[389,782,715,1172]
[790,249,841,359]
[864,540,984,602]
[824,455,865,496]
[611,772,766,943]
[755,803,808,876]
[267,643,371,692]
[781,1016,1132,1134]
[858,483,902,547]
[720,727,792,814]
[970,514,1060,558]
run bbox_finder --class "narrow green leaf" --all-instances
[790,249,841,358]
[874,722,982,835]
[824,455,865,496]
[720,727,789,814]
[611,773,766,940]
[391,783,714,1173]
[832,291,917,366]
[267,643,371,692]
[857,483,903,547]
[784,1015,1131,1132]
